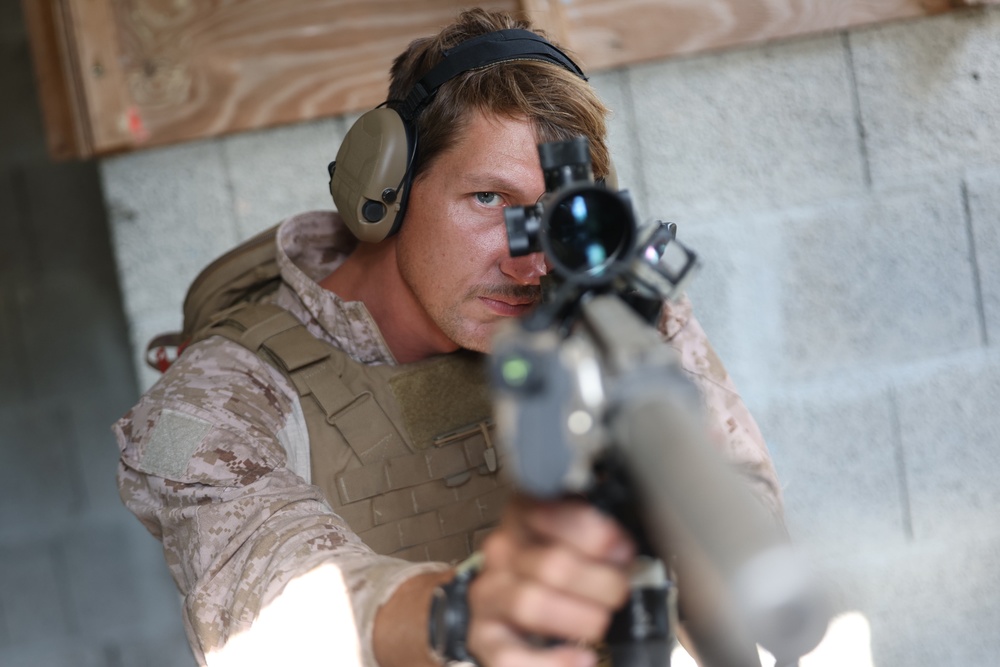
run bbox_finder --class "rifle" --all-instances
[489,138,830,667]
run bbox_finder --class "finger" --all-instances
[481,522,517,570]
[470,616,598,667]
[471,567,612,643]
[513,497,635,564]
[510,543,631,609]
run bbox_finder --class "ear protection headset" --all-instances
[328,28,589,243]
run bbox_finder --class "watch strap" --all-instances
[428,551,484,665]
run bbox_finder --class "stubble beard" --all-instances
[435,282,544,353]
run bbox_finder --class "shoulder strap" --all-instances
[195,302,332,372]
[200,301,412,467]
[195,301,380,426]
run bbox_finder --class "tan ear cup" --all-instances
[329,108,411,243]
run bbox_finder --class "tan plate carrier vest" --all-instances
[195,302,512,565]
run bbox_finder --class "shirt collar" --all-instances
[274,210,398,365]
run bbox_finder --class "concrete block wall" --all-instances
[100,7,1000,665]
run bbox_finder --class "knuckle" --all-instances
[536,548,574,588]
[508,585,543,627]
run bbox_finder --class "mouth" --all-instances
[477,291,540,317]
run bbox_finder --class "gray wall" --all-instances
[101,8,1000,666]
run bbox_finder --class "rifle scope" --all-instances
[505,138,635,284]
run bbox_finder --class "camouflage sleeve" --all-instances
[114,336,445,666]
[657,296,785,521]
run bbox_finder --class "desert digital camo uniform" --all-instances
[114,210,783,667]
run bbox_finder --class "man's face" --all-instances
[395,111,548,353]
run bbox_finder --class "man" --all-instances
[115,8,782,667]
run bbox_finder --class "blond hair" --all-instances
[387,9,610,182]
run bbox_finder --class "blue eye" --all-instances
[475,192,503,207]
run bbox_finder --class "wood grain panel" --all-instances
[100,0,518,153]
[21,0,82,159]
[25,0,999,158]
[62,0,134,153]
[548,0,991,71]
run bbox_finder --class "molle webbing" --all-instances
[194,302,510,564]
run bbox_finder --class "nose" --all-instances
[499,251,548,285]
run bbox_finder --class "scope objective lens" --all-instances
[545,189,632,277]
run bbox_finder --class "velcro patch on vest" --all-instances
[389,351,492,450]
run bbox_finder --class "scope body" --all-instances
[504,137,637,285]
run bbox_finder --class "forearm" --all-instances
[373,569,455,667]
[201,563,363,667]
[121,458,446,666]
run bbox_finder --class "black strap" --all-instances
[398,29,587,122]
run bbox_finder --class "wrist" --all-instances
[427,552,484,666]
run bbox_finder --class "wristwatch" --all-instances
[428,552,484,666]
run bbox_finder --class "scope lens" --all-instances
[546,189,631,275]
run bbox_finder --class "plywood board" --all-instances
[100,0,518,153]
[24,0,999,158]
[61,0,134,153]
[528,0,995,71]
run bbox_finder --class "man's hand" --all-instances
[468,495,636,667]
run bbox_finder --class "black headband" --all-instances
[396,29,588,122]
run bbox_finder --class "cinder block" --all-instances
[0,640,106,667]
[674,216,785,400]
[820,535,1000,667]
[686,179,981,389]
[17,271,136,405]
[221,118,347,238]
[893,348,1000,540]
[0,401,81,536]
[99,140,241,350]
[779,179,980,380]
[966,167,1000,344]
[0,542,71,646]
[589,69,648,213]
[114,629,196,667]
[850,7,1000,188]
[69,395,140,515]
[627,34,866,222]
[54,518,183,648]
[115,518,186,634]
[755,381,906,552]
[59,522,146,639]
